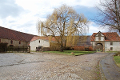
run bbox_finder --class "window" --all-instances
[19,41,21,44]
[110,47,113,51]
[11,40,13,44]
[110,42,113,45]
[0,39,1,43]
[39,40,40,43]
[99,37,101,40]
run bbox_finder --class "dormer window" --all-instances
[11,40,13,44]
[98,32,101,40]
[19,41,21,44]
[99,37,101,40]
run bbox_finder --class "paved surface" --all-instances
[0,52,108,80]
[100,53,120,80]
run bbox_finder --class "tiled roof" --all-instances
[31,36,92,46]
[30,36,40,42]
[0,26,36,42]
[30,36,59,42]
[76,36,91,46]
[91,32,120,41]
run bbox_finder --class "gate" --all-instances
[95,43,103,52]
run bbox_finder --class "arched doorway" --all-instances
[95,43,103,52]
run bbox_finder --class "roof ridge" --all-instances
[0,26,37,36]
[91,32,120,41]
[0,26,36,42]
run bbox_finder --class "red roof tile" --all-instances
[30,36,40,42]
[0,26,36,42]
[30,36,59,42]
[91,32,120,41]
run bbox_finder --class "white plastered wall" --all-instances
[95,37,104,41]
[30,39,50,51]
[105,42,120,51]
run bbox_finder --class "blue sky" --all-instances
[0,0,106,35]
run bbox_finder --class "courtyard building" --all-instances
[91,31,120,52]
[1,26,120,52]
[0,26,35,52]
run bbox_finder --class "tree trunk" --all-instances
[60,45,64,52]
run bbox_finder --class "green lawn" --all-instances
[106,51,118,53]
[43,50,96,56]
[114,56,120,67]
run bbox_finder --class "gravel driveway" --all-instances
[0,52,108,80]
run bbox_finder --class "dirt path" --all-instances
[0,52,108,80]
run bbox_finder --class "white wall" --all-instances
[91,42,95,47]
[91,41,120,51]
[95,37,104,41]
[30,39,50,51]
[105,42,120,51]
[95,37,98,41]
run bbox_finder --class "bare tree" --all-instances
[37,5,89,51]
[96,0,120,33]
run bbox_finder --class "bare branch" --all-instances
[96,0,120,33]
[37,5,89,51]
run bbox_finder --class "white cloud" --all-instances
[0,0,103,36]
[88,21,108,35]
[79,0,100,7]
[15,0,102,15]
[0,19,3,25]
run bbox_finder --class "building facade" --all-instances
[0,26,35,52]
[0,26,52,52]
[1,26,120,52]
[30,36,50,51]
[0,38,28,47]
[91,31,120,52]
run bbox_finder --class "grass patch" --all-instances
[106,51,118,53]
[114,56,120,67]
[43,50,96,56]
[95,65,101,80]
